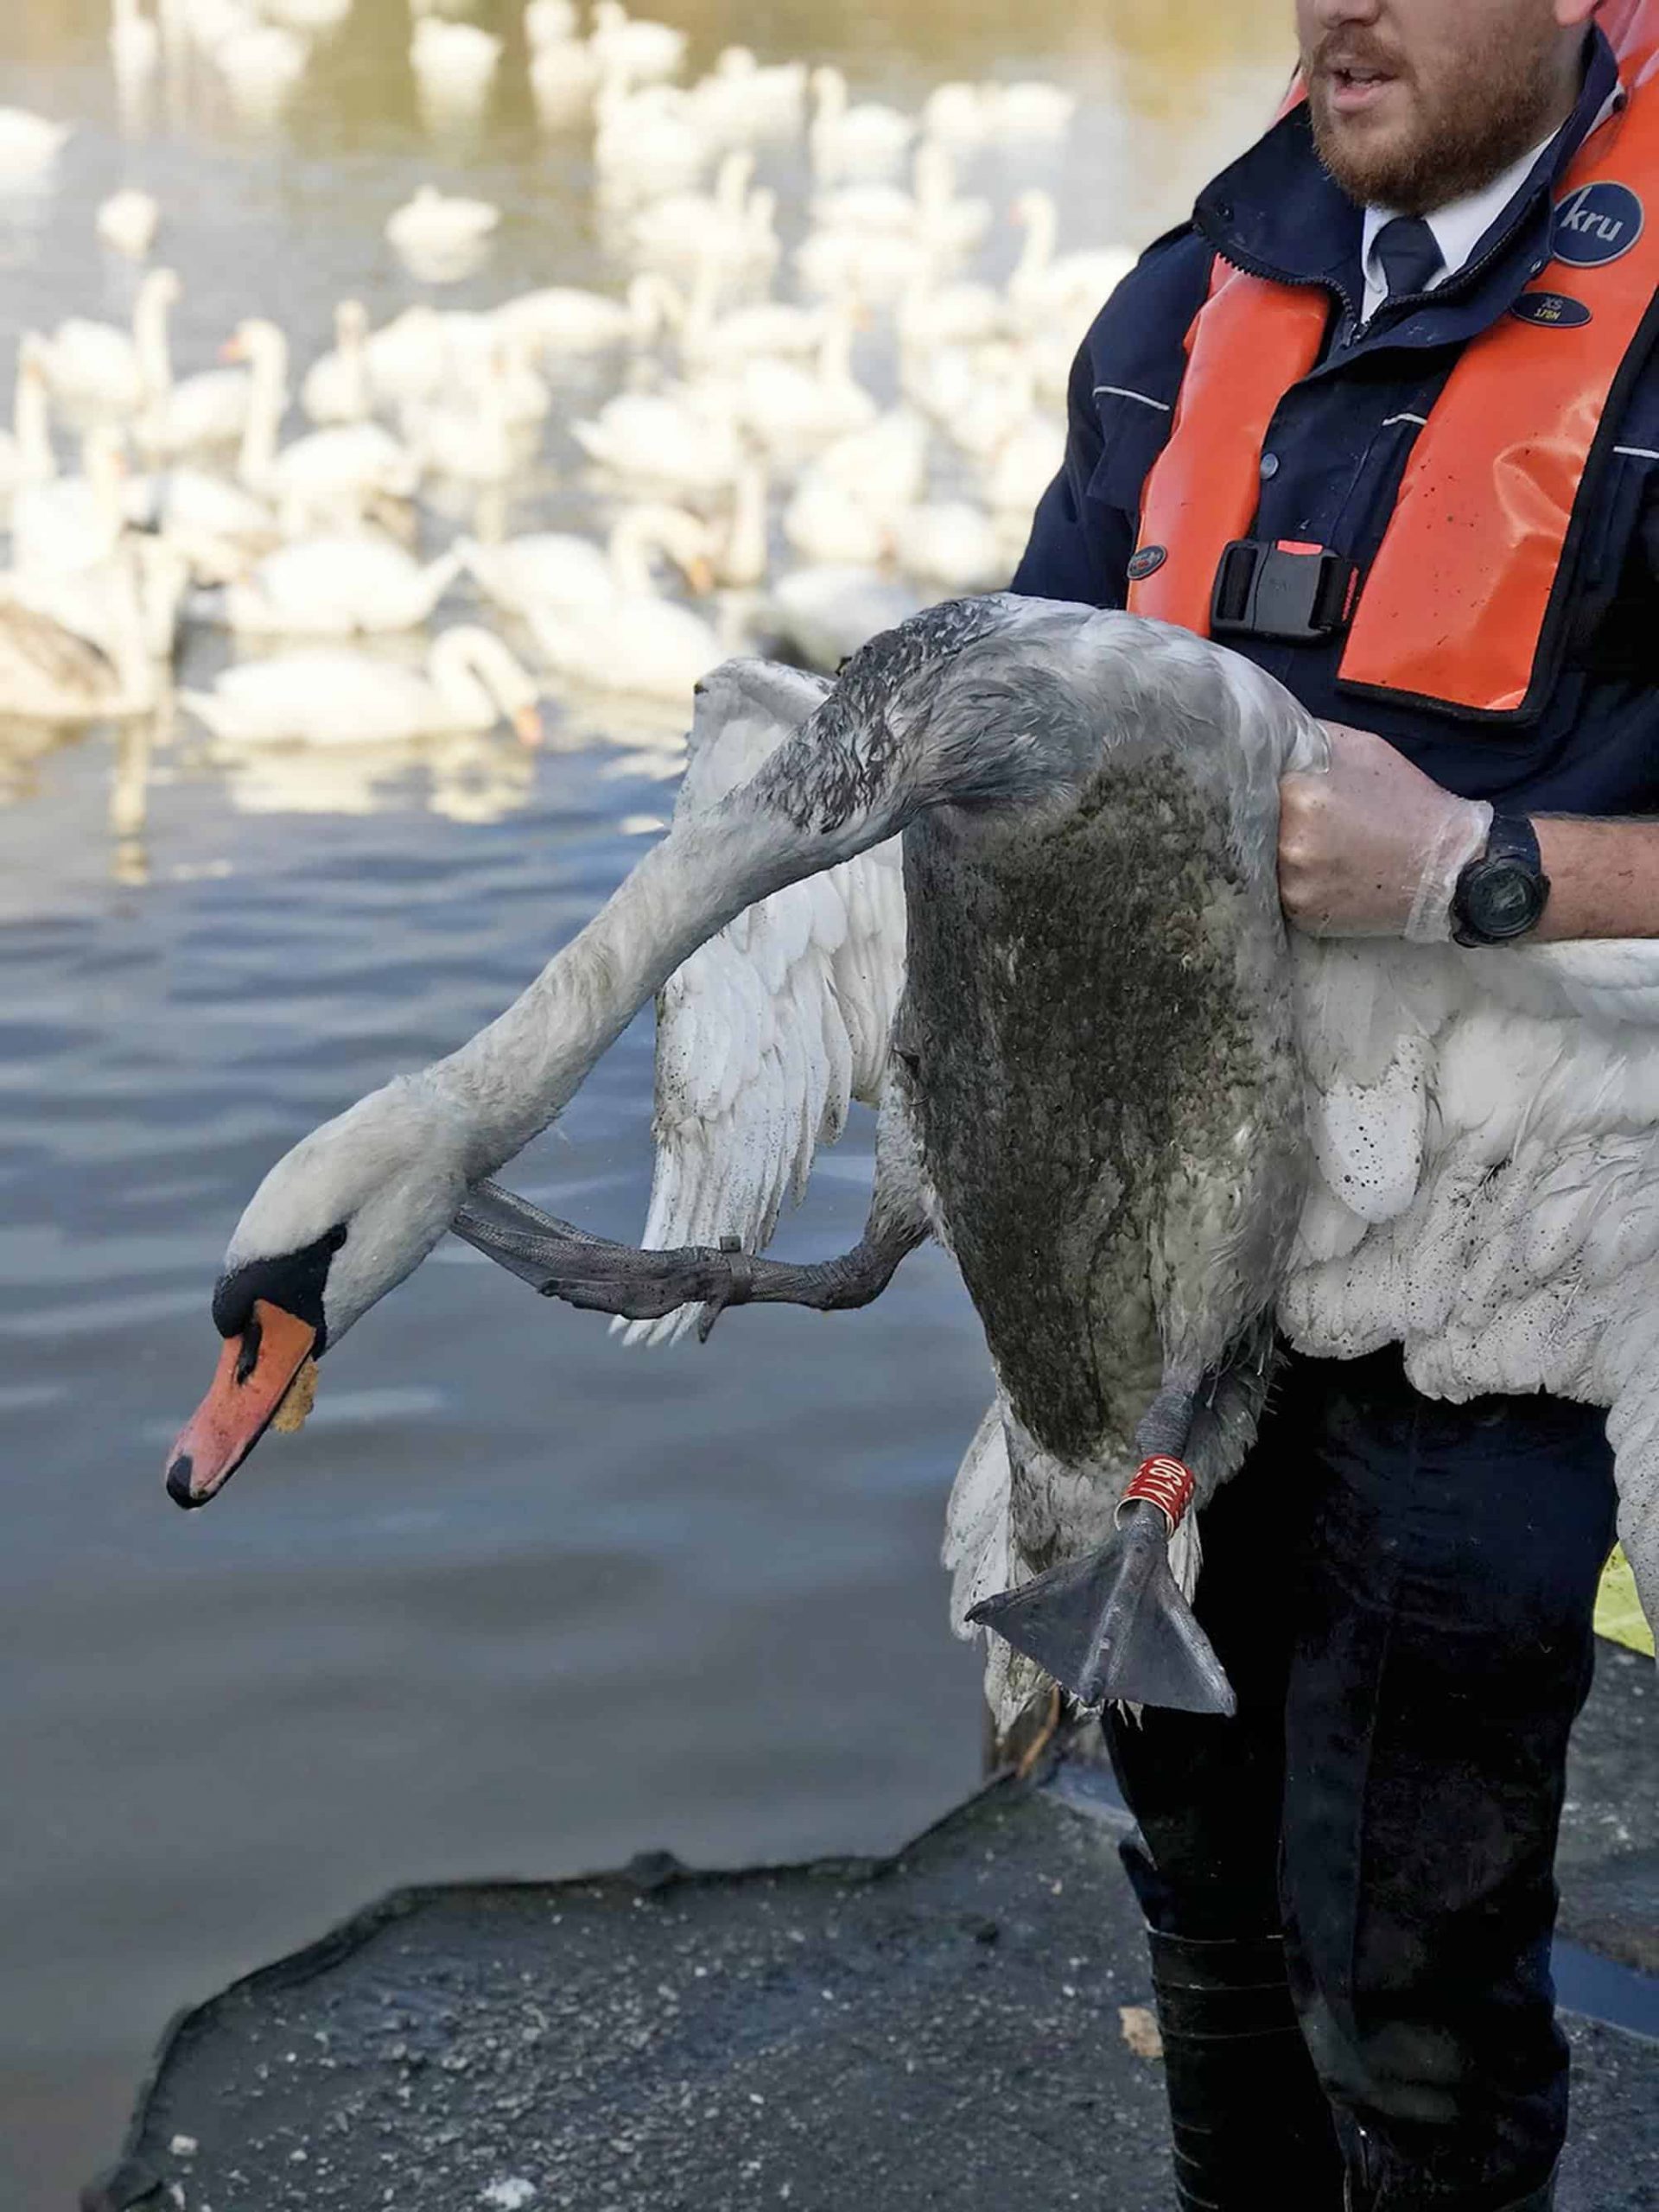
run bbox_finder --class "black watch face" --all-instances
[1465,858,1544,940]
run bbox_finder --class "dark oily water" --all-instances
[0,2,1289,2201]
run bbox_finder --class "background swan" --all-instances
[763,563,925,671]
[571,387,742,506]
[385,186,499,283]
[182,625,542,744]
[626,149,760,274]
[136,270,262,460]
[593,75,710,198]
[690,48,807,147]
[4,529,188,661]
[528,588,722,701]
[1008,188,1137,321]
[399,355,529,485]
[408,18,502,95]
[589,2,687,90]
[10,427,129,577]
[209,18,309,122]
[230,319,418,522]
[524,0,579,48]
[529,33,602,129]
[96,186,161,258]
[808,66,913,182]
[0,544,161,720]
[459,504,712,620]
[0,341,55,516]
[126,458,282,584]
[712,305,874,467]
[889,499,1004,593]
[37,265,175,426]
[224,535,461,635]
[300,302,371,425]
[0,108,73,186]
[261,0,351,28]
[493,276,655,358]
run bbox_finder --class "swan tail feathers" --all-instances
[942,1401,1013,1637]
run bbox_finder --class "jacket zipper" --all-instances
[1205,218,1550,344]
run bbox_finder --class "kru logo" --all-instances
[1552,181,1644,267]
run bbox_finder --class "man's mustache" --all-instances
[1306,35,1409,81]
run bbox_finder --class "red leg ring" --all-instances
[1118,1454,1196,1532]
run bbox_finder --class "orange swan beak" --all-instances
[164,1298,317,1509]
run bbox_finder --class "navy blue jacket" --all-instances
[1012,26,1658,815]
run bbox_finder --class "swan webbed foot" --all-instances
[967,1501,1236,1717]
[449,1179,920,1326]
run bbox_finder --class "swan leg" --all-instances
[450,1179,925,1333]
[968,1374,1236,1716]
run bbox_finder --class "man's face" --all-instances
[1295,0,1581,213]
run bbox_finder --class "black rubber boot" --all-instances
[1339,2124,1558,2211]
[1147,1926,1345,2210]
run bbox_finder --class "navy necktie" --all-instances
[1372,213,1444,305]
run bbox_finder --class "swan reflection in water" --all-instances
[207,723,543,825]
[0,699,164,886]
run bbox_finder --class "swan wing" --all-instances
[1282,934,1659,1633]
[620,656,909,1344]
[0,600,116,715]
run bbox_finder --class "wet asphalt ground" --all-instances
[86,1641,1656,2211]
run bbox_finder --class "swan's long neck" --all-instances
[812,67,846,129]
[236,327,289,488]
[714,149,755,220]
[816,302,856,389]
[914,141,954,214]
[335,302,370,417]
[427,630,499,728]
[1014,193,1057,286]
[13,351,51,474]
[108,543,162,709]
[680,243,721,356]
[134,275,175,404]
[424,601,1049,1178]
[720,458,768,588]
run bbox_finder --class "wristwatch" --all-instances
[1451,812,1551,945]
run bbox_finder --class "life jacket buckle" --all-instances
[1211,537,1360,644]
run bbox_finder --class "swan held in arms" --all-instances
[160,598,1659,1729]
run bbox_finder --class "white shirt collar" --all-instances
[1359,124,1562,321]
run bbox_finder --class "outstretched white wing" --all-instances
[1283,935,1659,1630]
[620,658,909,1344]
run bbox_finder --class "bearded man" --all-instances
[1013,3,1659,2207]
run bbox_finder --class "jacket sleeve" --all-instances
[1008,336,1126,607]
[1007,224,1212,610]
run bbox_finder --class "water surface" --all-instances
[0,2,1289,2198]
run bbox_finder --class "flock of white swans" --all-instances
[0,0,1132,824]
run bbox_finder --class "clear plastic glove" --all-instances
[1278,721,1494,940]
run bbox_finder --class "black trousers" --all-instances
[1104,1346,1618,2207]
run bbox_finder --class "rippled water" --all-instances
[0,3,1288,2198]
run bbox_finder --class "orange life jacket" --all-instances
[1127,3,1659,721]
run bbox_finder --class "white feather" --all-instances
[942,1401,1016,1637]
[620,660,909,1346]
[1286,933,1659,1652]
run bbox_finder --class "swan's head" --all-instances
[222,317,289,382]
[164,1075,477,1510]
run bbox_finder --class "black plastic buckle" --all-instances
[1211,538,1359,644]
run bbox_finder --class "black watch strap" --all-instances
[1452,813,1550,946]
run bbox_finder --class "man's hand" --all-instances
[1279,721,1492,939]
